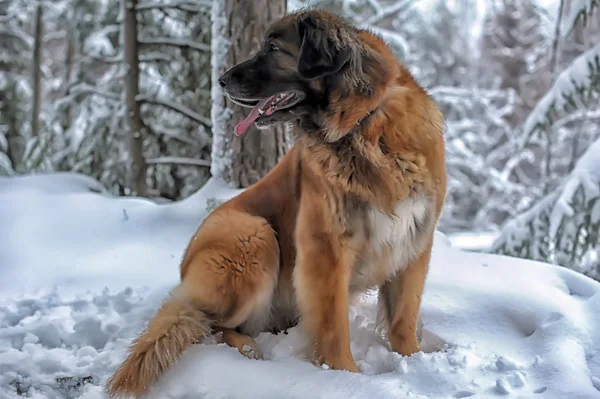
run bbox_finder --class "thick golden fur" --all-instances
[106,9,446,398]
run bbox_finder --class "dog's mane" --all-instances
[293,13,445,213]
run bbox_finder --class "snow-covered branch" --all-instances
[140,52,173,63]
[137,95,212,128]
[522,43,600,143]
[84,24,120,57]
[553,108,600,130]
[365,26,410,59]
[152,126,202,146]
[146,156,211,167]
[138,37,210,52]
[429,86,513,99]
[492,137,600,279]
[562,0,599,37]
[364,0,415,25]
[83,52,173,65]
[66,83,121,102]
[137,0,210,13]
[83,53,123,64]
[0,26,32,48]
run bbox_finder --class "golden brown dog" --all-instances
[106,8,446,398]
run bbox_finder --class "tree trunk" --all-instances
[60,21,76,133]
[123,0,148,196]
[210,0,290,188]
[550,0,565,79]
[30,1,43,138]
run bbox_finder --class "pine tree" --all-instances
[0,0,33,174]
[492,1,600,281]
[47,0,213,198]
[135,0,213,199]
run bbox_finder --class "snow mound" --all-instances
[1,173,600,399]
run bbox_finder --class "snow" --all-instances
[83,25,120,57]
[1,173,600,399]
[447,231,499,253]
[0,174,237,296]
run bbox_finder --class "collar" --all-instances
[355,109,376,127]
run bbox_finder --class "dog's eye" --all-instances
[270,43,280,52]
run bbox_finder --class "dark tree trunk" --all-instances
[550,0,565,79]
[30,1,43,138]
[123,0,148,196]
[211,0,290,188]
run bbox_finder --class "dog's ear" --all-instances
[297,14,351,80]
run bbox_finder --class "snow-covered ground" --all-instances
[446,231,499,253]
[1,174,599,399]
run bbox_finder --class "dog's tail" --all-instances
[105,285,212,398]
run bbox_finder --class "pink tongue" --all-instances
[234,97,272,136]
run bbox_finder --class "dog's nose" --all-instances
[218,76,228,88]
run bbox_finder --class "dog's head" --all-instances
[218,10,380,137]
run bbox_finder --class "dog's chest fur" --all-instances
[349,195,433,292]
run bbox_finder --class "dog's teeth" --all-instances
[258,109,265,115]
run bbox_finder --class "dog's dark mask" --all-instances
[218,13,352,136]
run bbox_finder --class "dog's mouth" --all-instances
[228,90,305,136]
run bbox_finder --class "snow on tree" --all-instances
[134,1,212,199]
[563,0,599,36]
[0,0,34,174]
[492,3,600,281]
[210,0,290,188]
[35,0,213,199]
[515,43,600,197]
[430,86,524,232]
[492,137,600,281]
[522,43,600,143]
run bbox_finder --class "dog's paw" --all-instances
[241,343,264,360]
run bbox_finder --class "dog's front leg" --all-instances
[379,239,432,356]
[293,195,359,372]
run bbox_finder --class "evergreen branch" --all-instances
[138,37,210,52]
[137,95,212,128]
[82,52,173,64]
[521,43,600,146]
[137,0,210,13]
[364,0,415,25]
[146,156,210,167]
[66,83,121,102]
[562,0,599,38]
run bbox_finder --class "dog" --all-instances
[106,8,446,398]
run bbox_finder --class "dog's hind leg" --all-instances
[182,209,280,354]
[106,210,279,398]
